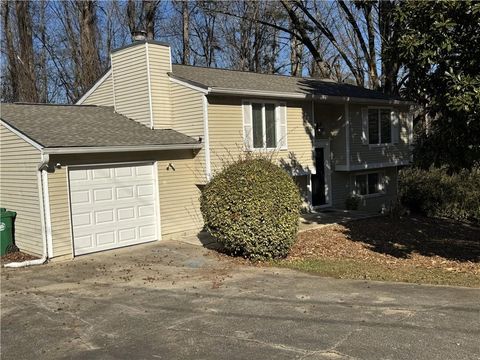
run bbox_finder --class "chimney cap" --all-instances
[132,30,147,42]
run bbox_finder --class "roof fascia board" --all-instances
[76,68,112,105]
[42,143,203,155]
[208,88,412,105]
[209,87,308,99]
[335,160,411,171]
[168,75,209,94]
[314,95,414,106]
[0,119,44,150]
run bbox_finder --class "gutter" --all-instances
[42,143,203,155]
[206,88,414,106]
[4,154,51,268]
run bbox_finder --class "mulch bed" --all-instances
[288,216,480,274]
[1,251,38,265]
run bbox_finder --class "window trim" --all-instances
[367,107,393,147]
[353,170,386,198]
[248,99,281,151]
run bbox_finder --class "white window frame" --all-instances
[353,171,386,198]
[367,107,393,147]
[249,100,281,151]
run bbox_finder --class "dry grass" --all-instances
[276,216,480,287]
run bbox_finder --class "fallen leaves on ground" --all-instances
[288,216,480,275]
[1,251,38,265]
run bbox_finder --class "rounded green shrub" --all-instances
[200,158,302,260]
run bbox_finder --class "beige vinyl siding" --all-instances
[207,96,314,176]
[171,82,206,183]
[111,46,151,127]
[171,82,204,138]
[81,72,114,106]
[47,168,72,257]
[148,44,173,128]
[0,125,43,256]
[157,150,203,238]
[349,104,411,166]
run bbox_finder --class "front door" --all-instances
[312,147,326,206]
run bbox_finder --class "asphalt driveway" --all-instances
[1,241,479,360]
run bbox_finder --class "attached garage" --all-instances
[0,104,204,261]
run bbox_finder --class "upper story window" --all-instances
[243,100,287,150]
[368,108,391,145]
[252,103,276,149]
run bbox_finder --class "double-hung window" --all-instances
[252,103,276,149]
[244,100,287,150]
[355,172,383,196]
[368,108,391,145]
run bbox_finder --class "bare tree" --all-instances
[190,1,219,67]
[279,0,401,93]
[77,0,101,91]
[15,0,39,102]
[126,0,160,39]
[181,0,190,64]
[1,0,19,102]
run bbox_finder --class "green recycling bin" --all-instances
[0,208,16,256]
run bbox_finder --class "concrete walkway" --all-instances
[1,240,479,359]
[299,209,378,232]
[179,209,377,247]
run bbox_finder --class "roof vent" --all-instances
[132,30,147,42]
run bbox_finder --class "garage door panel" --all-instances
[117,207,135,221]
[75,234,94,250]
[95,209,115,224]
[93,188,114,202]
[69,163,158,255]
[96,231,116,246]
[72,212,92,227]
[70,190,91,205]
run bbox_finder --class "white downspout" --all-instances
[4,154,51,267]
[202,94,212,182]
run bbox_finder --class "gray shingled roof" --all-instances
[0,103,200,148]
[171,64,401,101]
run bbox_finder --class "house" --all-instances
[0,39,413,260]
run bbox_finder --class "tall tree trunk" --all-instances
[1,0,19,102]
[182,0,190,64]
[290,29,303,76]
[126,0,136,35]
[144,0,157,40]
[379,0,400,95]
[77,0,101,92]
[38,0,48,102]
[15,0,38,102]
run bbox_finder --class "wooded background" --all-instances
[1,0,405,103]
[1,0,479,171]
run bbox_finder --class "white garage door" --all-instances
[69,163,159,255]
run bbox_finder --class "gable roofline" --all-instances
[1,115,202,155]
[168,74,209,93]
[168,73,413,105]
[75,68,112,105]
[0,118,44,150]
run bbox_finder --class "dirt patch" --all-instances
[1,251,38,265]
[288,216,480,275]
